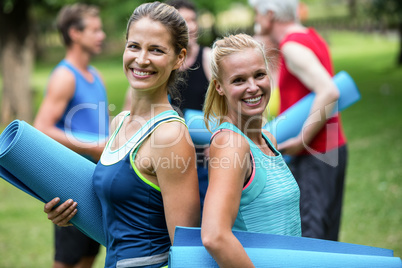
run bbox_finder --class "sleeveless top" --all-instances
[213,122,301,236]
[279,28,346,154]
[171,46,209,113]
[171,47,210,165]
[93,110,185,268]
[54,59,109,142]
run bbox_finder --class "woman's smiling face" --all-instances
[215,47,271,122]
[123,17,185,95]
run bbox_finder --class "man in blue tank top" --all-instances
[34,4,109,268]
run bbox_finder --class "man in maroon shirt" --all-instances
[249,0,348,241]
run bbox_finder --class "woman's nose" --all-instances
[135,51,150,65]
[247,79,259,93]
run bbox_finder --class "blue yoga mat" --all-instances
[264,70,360,144]
[184,70,360,145]
[0,120,106,246]
[183,109,217,145]
[169,227,402,267]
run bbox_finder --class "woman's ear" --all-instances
[173,48,187,70]
[214,80,224,96]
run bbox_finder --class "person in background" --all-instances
[34,4,108,268]
[43,2,200,267]
[167,0,211,113]
[249,0,348,241]
[201,33,301,267]
[167,0,212,215]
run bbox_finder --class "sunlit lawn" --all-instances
[0,31,401,267]
[330,31,402,258]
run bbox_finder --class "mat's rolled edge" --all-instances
[0,120,44,200]
[0,120,22,158]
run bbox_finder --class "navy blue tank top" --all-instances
[93,110,185,268]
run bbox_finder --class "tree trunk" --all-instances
[348,0,357,18]
[0,0,34,126]
[398,21,402,66]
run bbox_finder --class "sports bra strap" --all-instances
[130,113,185,153]
[101,110,185,166]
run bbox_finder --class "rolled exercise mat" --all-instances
[264,70,361,144]
[183,108,217,145]
[170,246,402,268]
[169,227,402,268]
[184,71,360,145]
[0,120,105,246]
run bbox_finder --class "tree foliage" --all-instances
[367,0,402,22]
[367,0,402,65]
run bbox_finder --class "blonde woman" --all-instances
[201,34,301,267]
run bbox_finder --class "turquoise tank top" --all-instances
[214,122,301,237]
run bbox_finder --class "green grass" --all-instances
[329,31,402,258]
[0,31,401,266]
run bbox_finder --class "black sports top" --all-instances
[171,46,209,114]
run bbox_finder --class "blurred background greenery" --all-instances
[0,0,401,267]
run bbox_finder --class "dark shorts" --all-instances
[54,225,100,265]
[288,145,348,241]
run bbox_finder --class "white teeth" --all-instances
[133,70,152,76]
[244,96,261,104]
